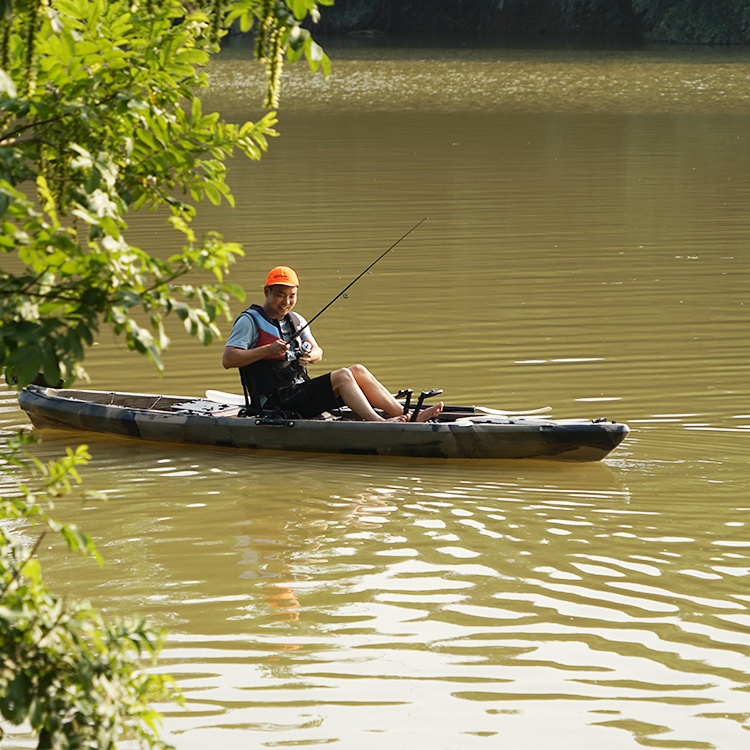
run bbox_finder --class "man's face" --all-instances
[263,284,298,319]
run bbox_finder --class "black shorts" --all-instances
[271,373,342,418]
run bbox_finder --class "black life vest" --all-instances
[237,305,309,408]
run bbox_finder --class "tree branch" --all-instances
[0,531,46,600]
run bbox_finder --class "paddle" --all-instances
[205,390,551,417]
[474,405,552,416]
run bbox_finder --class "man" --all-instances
[222,266,443,422]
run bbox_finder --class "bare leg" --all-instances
[330,367,405,422]
[347,365,405,417]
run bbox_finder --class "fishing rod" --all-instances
[286,217,428,347]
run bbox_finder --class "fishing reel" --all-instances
[295,340,313,360]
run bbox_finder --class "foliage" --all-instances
[0,432,178,749]
[316,0,750,43]
[0,2,332,748]
[314,0,636,35]
[631,0,750,44]
[0,0,331,390]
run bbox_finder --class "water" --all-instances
[2,42,750,749]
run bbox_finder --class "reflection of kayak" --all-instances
[18,385,630,461]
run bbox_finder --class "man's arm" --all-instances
[222,311,289,370]
[222,339,290,369]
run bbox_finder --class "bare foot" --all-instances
[378,414,409,422]
[415,402,444,422]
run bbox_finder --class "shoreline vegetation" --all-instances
[273,0,750,46]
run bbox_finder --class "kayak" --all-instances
[18,385,630,461]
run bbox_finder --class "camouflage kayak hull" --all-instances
[18,385,630,461]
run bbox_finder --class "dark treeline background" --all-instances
[313,0,750,45]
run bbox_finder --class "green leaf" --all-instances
[42,342,61,386]
[290,0,308,19]
[59,524,102,563]
[0,672,31,723]
[203,183,223,206]
[175,48,208,66]
[307,39,324,64]
[0,69,17,98]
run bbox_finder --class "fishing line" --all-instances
[286,217,428,344]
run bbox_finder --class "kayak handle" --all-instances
[396,388,413,415]
[409,389,443,422]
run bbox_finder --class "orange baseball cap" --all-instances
[265,266,299,287]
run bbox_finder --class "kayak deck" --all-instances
[18,386,630,461]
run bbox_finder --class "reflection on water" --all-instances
[2,411,748,749]
[206,43,750,115]
[2,42,750,750]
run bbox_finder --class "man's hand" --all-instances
[297,341,322,366]
[266,338,290,358]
